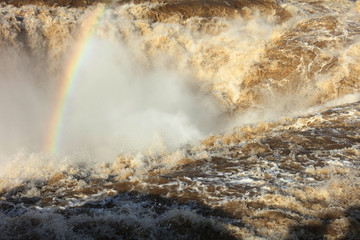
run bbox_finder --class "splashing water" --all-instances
[0,0,359,239]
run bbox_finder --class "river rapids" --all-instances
[0,0,359,239]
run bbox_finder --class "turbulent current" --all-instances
[0,0,360,239]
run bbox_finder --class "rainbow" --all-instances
[45,5,107,155]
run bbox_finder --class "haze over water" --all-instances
[0,0,359,239]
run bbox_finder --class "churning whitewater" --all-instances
[0,0,359,239]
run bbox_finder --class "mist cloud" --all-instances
[0,38,222,162]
